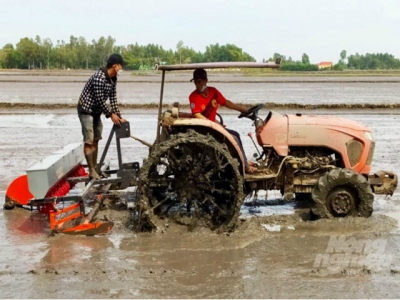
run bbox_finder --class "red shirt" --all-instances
[189,86,227,122]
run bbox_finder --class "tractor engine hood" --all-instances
[257,111,374,173]
[288,113,370,131]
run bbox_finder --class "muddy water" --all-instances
[1,72,400,298]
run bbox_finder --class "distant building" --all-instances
[318,62,333,69]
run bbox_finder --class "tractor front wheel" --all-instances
[311,168,373,218]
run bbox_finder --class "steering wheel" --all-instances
[238,103,265,119]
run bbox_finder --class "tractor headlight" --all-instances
[364,131,374,141]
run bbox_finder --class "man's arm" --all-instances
[192,113,208,120]
[108,84,127,125]
[193,112,225,127]
[108,84,122,118]
[93,79,124,125]
[224,100,247,113]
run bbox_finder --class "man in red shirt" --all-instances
[189,68,257,173]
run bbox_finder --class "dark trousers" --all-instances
[226,128,249,170]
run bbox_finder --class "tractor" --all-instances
[136,61,398,232]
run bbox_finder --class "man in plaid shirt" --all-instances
[77,53,127,179]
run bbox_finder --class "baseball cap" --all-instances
[107,53,127,66]
[190,68,207,82]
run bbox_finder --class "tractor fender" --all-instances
[170,118,246,174]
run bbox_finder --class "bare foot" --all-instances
[246,165,257,174]
[89,168,101,180]
[248,161,258,167]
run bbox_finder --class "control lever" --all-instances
[247,132,261,156]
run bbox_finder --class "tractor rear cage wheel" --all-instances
[135,130,245,232]
[311,168,373,218]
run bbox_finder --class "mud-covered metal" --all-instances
[135,130,244,232]
[311,168,373,218]
[368,170,398,196]
[327,189,355,216]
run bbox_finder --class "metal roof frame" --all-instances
[157,61,281,71]
[155,60,281,142]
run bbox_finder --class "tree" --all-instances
[301,53,310,64]
[340,50,347,62]
[280,62,318,71]
[1,43,19,68]
[265,53,286,62]
[16,37,40,69]
[42,38,53,69]
[174,41,193,64]
[66,35,79,68]
[76,36,89,69]
[176,40,184,64]
[346,52,400,69]
[35,35,44,69]
[92,36,115,67]
[204,43,220,62]
[191,51,204,63]
[204,43,255,62]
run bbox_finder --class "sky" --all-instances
[1,0,399,63]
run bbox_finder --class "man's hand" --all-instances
[193,113,208,120]
[111,113,124,126]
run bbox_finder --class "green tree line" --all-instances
[1,36,400,71]
[265,50,400,71]
[346,53,400,69]
[0,35,255,70]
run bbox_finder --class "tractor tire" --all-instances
[311,168,373,218]
[136,130,245,232]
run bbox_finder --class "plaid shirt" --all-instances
[77,68,121,118]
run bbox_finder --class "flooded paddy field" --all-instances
[1,69,400,108]
[0,71,399,298]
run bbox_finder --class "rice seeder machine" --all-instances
[4,122,142,235]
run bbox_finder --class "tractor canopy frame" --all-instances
[155,60,281,143]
